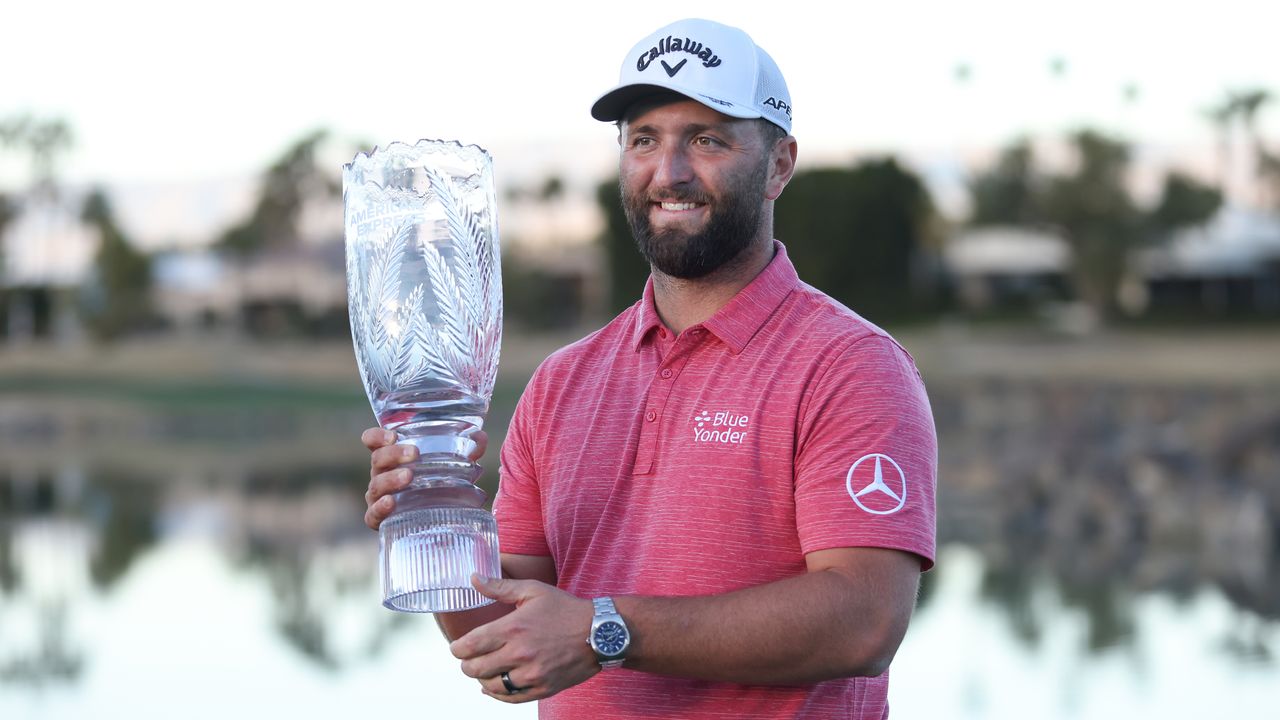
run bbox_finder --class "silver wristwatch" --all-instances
[587,597,631,669]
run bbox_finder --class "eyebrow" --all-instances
[627,121,739,137]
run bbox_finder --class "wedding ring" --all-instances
[501,671,523,695]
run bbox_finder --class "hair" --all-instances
[756,118,788,149]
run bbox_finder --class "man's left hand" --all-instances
[450,575,599,703]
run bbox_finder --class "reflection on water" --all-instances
[894,546,1279,719]
[931,380,1279,657]
[1,378,1277,717]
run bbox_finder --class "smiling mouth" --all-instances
[656,201,703,211]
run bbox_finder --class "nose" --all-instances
[653,144,694,188]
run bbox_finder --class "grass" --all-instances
[0,372,367,409]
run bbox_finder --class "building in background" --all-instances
[945,207,1280,320]
[1138,207,1280,315]
[0,192,95,343]
[944,225,1072,311]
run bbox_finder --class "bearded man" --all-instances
[362,18,937,719]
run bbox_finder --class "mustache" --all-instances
[646,191,712,204]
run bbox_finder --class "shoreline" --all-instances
[1,324,1278,389]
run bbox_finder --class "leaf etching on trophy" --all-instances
[425,169,501,397]
[360,217,416,393]
[346,147,503,415]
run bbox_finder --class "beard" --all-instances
[621,158,769,280]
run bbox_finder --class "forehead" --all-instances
[620,96,751,133]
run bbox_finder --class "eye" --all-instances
[693,135,726,149]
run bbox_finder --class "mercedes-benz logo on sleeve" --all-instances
[845,453,908,515]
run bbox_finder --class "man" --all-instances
[362,18,936,719]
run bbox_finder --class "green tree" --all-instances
[595,177,650,313]
[1233,89,1272,161]
[1232,88,1276,207]
[1204,96,1238,193]
[538,175,566,203]
[0,194,14,279]
[1204,87,1277,203]
[217,129,336,257]
[775,158,939,321]
[966,129,1223,322]
[1,115,74,283]
[1041,130,1142,319]
[1148,172,1222,235]
[968,139,1041,226]
[80,188,152,340]
[0,115,72,195]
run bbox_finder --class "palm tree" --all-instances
[0,115,74,329]
[25,118,72,199]
[1233,88,1273,204]
[1204,98,1235,196]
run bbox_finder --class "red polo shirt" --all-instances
[495,241,937,719]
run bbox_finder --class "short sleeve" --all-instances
[493,379,551,557]
[793,335,937,570]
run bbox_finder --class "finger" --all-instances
[467,430,489,462]
[364,494,395,531]
[366,467,412,506]
[460,654,509,680]
[361,427,396,451]
[472,575,542,605]
[480,672,539,703]
[482,685,536,704]
[371,442,418,474]
[450,626,507,660]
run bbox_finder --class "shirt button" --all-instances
[660,369,673,379]
[645,410,657,422]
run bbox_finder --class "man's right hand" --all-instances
[360,427,489,530]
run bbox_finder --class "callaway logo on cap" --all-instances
[591,18,793,133]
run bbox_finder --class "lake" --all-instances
[1,334,1276,718]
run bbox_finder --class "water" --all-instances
[1,370,1276,717]
[891,546,1279,718]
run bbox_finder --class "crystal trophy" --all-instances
[343,140,503,613]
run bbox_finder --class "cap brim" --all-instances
[591,83,761,123]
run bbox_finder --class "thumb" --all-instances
[472,574,542,605]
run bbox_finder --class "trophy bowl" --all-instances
[343,139,503,613]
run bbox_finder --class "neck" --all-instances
[651,236,775,334]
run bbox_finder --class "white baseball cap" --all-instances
[591,18,792,133]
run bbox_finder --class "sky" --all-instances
[3,0,1280,249]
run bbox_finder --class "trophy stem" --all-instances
[380,482,500,613]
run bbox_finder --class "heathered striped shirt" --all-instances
[495,240,937,719]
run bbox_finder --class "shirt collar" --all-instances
[630,275,665,350]
[630,240,800,354]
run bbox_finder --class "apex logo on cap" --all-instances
[636,35,722,73]
[763,97,792,118]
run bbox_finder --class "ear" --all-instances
[764,136,798,201]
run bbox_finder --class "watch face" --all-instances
[593,621,628,656]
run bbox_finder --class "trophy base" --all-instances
[380,493,500,613]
